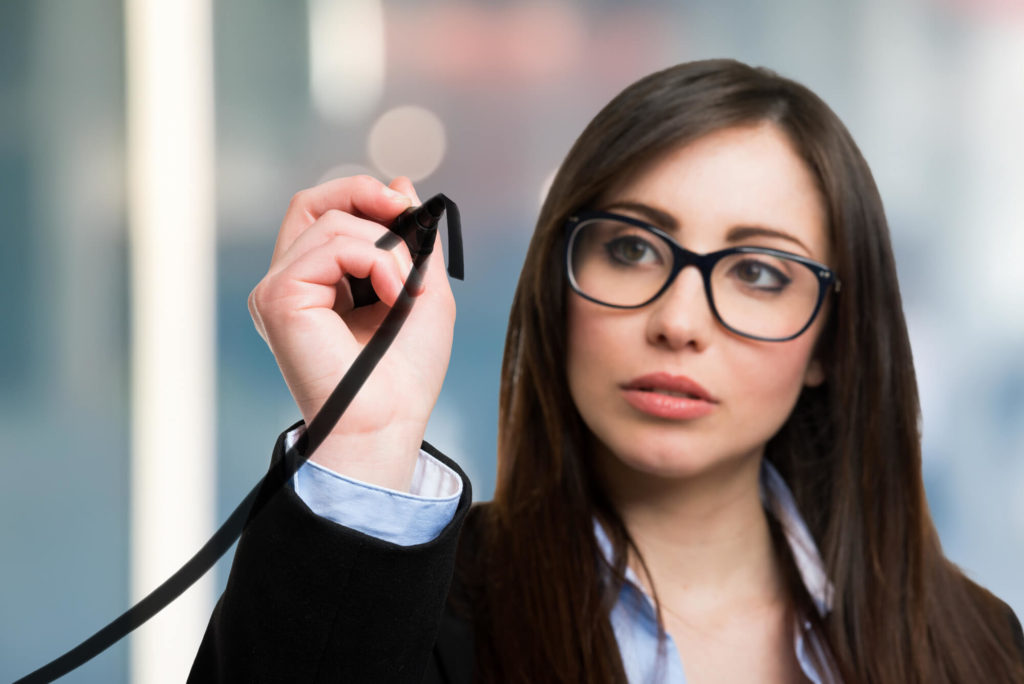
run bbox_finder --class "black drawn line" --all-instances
[15,197,463,683]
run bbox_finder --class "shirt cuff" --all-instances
[286,425,463,546]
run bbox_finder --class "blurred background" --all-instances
[2,0,1022,681]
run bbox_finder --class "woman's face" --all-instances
[566,123,831,480]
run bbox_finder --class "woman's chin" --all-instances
[593,435,763,489]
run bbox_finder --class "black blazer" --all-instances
[189,429,476,683]
[190,428,1024,683]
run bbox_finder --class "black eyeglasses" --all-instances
[564,211,840,342]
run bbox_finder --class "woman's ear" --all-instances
[804,358,825,387]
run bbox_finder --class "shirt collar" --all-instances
[759,459,834,615]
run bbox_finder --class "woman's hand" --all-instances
[248,175,456,491]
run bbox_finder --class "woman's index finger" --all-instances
[272,175,413,263]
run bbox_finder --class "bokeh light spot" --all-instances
[367,105,447,182]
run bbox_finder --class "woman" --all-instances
[192,59,1024,682]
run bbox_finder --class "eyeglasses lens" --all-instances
[568,218,823,340]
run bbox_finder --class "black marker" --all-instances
[17,196,465,684]
[349,193,464,308]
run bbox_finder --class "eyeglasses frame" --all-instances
[563,210,841,342]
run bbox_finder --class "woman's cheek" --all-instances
[730,338,818,434]
[566,300,620,418]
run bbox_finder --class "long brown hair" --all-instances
[462,59,1024,682]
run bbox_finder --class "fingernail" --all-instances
[383,187,412,205]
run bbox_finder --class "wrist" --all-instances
[306,425,426,493]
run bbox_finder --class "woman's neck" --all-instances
[598,447,788,623]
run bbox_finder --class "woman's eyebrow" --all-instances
[603,201,814,256]
[726,225,811,255]
[602,200,678,229]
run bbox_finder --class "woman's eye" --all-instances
[731,259,791,291]
[604,236,659,265]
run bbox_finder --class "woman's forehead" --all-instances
[600,124,831,263]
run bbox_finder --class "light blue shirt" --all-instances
[289,426,837,683]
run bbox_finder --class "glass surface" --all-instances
[3,2,1023,682]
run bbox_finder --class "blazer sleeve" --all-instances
[189,426,473,683]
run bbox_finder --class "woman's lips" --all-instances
[621,372,717,419]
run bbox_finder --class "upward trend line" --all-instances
[16,216,445,684]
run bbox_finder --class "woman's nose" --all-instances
[644,267,715,351]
